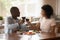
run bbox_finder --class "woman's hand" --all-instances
[18,20,23,24]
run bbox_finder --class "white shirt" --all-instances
[40,17,56,32]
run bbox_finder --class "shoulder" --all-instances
[6,16,13,20]
[7,16,12,19]
[5,16,13,22]
[50,18,56,22]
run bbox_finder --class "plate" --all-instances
[24,32,36,35]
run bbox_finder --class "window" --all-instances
[0,0,43,17]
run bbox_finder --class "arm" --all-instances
[29,21,40,31]
[51,25,56,33]
[4,17,19,33]
[7,23,19,29]
[35,22,40,31]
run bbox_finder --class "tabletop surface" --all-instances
[2,32,59,40]
[0,25,60,40]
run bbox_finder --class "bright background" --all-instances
[0,0,43,18]
[0,0,59,18]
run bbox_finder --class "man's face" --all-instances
[15,11,20,17]
[11,9,20,17]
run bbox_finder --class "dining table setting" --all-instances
[4,29,60,40]
[0,23,60,40]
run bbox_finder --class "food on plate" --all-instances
[24,32,35,35]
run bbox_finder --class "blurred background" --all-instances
[0,0,59,18]
[0,0,60,25]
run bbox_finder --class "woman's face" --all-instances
[41,9,46,17]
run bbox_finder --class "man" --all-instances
[5,7,20,34]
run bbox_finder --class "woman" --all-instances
[36,5,56,33]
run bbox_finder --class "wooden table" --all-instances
[5,32,60,40]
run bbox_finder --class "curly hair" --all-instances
[41,5,54,18]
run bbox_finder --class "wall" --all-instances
[57,0,60,18]
[0,1,6,17]
[41,0,57,15]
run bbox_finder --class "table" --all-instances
[5,32,60,40]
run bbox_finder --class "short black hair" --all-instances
[10,7,19,14]
[41,5,53,18]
